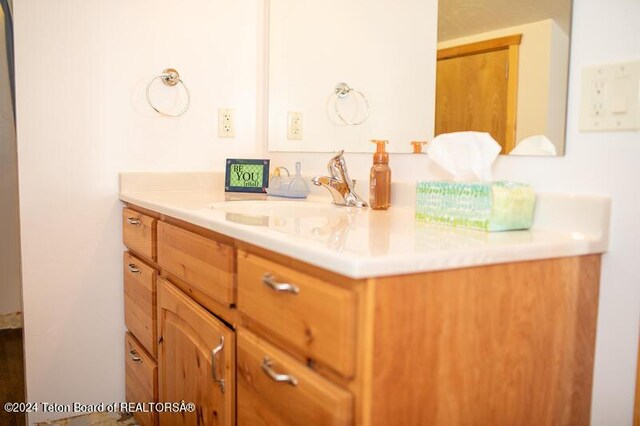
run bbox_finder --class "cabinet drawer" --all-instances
[237,328,353,426]
[125,332,157,426]
[123,208,157,261]
[157,221,236,307]
[124,252,157,358]
[237,251,357,378]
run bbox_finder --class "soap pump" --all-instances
[369,140,391,210]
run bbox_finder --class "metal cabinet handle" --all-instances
[261,357,298,386]
[127,217,141,225]
[127,263,141,274]
[262,273,300,294]
[211,336,225,393]
[129,349,142,363]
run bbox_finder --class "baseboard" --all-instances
[0,312,22,330]
[34,412,136,426]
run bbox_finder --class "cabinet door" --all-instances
[157,278,235,426]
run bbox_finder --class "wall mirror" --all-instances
[267,0,572,156]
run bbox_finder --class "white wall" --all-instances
[14,0,258,423]
[438,19,570,154]
[0,4,21,316]
[267,0,640,424]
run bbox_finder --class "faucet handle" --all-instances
[328,150,355,187]
[327,150,345,177]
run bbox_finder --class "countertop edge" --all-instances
[119,192,609,279]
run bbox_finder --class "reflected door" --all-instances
[435,35,521,154]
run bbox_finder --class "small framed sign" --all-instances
[225,159,270,193]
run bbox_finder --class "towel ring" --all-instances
[333,82,369,126]
[146,68,191,117]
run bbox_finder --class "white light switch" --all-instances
[609,76,630,113]
[579,61,640,131]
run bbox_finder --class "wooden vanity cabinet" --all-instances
[157,278,235,426]
[153,214,238,425]
[234,250,601,426]
[122,203,602,426]
[123,206,239,426]
[123,208,160,426]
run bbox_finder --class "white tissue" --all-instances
[510,135,557,156]
[426,131,501,181]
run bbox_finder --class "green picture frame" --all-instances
[224,159,270,193]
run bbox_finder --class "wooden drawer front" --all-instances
[125,332,158,426]
[237,251,357,378]
[123,208,157,261]
[124,252,157,358]
[157,221,236,306]
[237,328,353,426]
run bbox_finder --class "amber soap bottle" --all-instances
[369,140,391,210]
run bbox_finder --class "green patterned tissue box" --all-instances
[415,181,536,232]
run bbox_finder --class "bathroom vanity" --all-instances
[119,173,609,426]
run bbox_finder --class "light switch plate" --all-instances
[579,61,640,131]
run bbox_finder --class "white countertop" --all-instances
[119,172,610,279]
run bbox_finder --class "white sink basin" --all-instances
[208,200,364,250]
[208,200,347,220]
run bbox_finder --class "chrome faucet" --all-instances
[312,151,368,207]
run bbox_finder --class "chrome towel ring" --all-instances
[146,68,191,117]
[333,82,370,126]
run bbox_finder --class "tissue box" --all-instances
[415,181,535,232]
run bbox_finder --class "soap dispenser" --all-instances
[266,162,310,198]
[369,140,391,210]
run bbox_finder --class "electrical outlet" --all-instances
[287,112,303,140]
[218,108,236,138]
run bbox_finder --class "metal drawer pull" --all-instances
[129,349,142,363]
[127,263,141,274]
[262,273,300,294]
[211,336,225,393]
[261,357,298,387]
[127,217,141,225]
